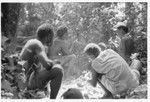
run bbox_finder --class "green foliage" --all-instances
[1,2,147,99]
[15,2,147,81]
[16,3,147,44]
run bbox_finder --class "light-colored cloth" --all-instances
[91,49,139,95]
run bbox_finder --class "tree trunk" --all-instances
[1,3,21,39]
[125,2,135,38]
[1,3,22,54]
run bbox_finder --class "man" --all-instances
[84,43,140,98]
[113,22,135,63]
[98,42,107,51]
[20,23,63,99]
[48,26,76,79]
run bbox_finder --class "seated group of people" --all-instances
[19,22,141,99]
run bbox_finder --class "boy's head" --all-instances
[57,26,68,39]
[98,42,107,51]
[36,23,54,46]
[84,43,101,60]
[62,88,83,99]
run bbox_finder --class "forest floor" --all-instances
[1,69,147,99]
[1,47,147,99]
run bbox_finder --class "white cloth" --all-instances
[92,49,139,95]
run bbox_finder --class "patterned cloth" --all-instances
[91,49,139,95]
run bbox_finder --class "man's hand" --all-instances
[88,80,95,87]
[53,59,61,65]
[46,60,53,70]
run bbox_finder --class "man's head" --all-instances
[114,22,128,36]
[36,23,54,46]
[56,26,68,40]
[84,43,101,60]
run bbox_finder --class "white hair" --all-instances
[84,43,101,54]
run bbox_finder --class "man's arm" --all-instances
[90,68,98,87]
[27,40,53,70]
[119,39,126,60]
[33,42,53,70]
[37,50,53,70]
[90,67,113,98]
[87,63,98,87]
[88,60,106,87]
[60,41,72,56]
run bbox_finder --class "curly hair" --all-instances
[84,43,101,58]
[36,23,54,42]
[56,26,68,39]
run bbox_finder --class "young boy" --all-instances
[49,26,76,78]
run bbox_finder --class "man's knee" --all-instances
[52,66,64,77]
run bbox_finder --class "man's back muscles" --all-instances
[20,39,43,61]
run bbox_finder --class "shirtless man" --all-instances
[84,43,141,98]
[20,23,63,99]
[49,26,76,78]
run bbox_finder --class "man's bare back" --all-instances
[20,39,52,70]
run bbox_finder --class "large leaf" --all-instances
[1,79,13,92]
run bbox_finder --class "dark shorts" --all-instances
[27,66,63,90]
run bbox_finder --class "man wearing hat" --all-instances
[113,22,135,64]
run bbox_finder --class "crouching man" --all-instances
[20,23,63,99]
[83,43,140,98]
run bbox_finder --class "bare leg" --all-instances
[28,67,63,99]
[49,68,63,99]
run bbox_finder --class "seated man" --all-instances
[20,23,63,99]
[83,43,141,98]
[48,26,76,78]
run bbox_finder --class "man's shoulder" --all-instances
[54,38,65,45]
[98,49,120,61]
[91,57,106,73]
[102,49,116,55]
[26,39,42,45]
[91,59,99,69]
[25,39,43,50]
